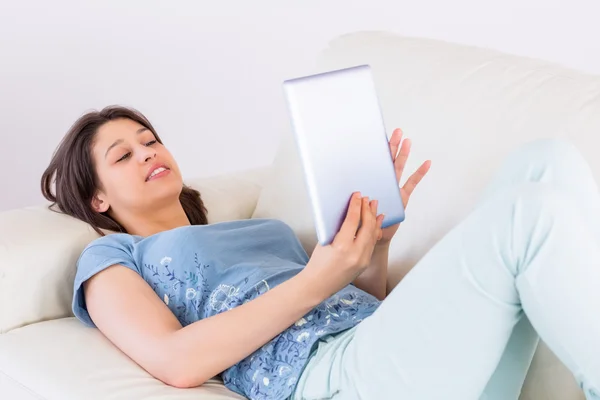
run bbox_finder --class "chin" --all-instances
[147,180,184,203]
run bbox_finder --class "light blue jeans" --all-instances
[292,138,600,400]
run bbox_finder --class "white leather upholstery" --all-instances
[253,31,598,399]
[0,318,245,400]
[0,206,99,334]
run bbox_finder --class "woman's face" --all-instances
[91,118,183,215]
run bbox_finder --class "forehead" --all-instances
[95,118,146,144]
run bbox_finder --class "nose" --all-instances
[137,144,156,163]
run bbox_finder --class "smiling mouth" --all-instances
[146,166,170,181]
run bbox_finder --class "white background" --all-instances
[1,0,599,211]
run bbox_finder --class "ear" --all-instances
[91,192,110,213]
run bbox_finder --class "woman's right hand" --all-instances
[301,192,385,300]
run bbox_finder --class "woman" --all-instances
[42,105,599,400]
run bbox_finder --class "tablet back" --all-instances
[282,64,405,246]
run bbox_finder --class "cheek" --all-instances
[161,148,181,173]
[100,167,143,201]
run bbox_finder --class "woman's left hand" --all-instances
[378,128,431,245]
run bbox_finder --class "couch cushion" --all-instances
[0,318,244,400]
[0,166,270,333]
[0,206,99,334]
[251,32,597,400]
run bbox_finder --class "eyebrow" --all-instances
[104,127,149,158]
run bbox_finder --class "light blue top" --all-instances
[72,218,381,399]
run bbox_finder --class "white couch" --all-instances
[2,31,597,399]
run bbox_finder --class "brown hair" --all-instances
[41,105,208,236]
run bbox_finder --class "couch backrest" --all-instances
[253,31,600,285]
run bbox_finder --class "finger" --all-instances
[394,138,411,184]
[401,160,432,206]
[376,214,384,240]
[335,192,363,244]
[369,199,378,216]
[388,128,404,161]
[356,196,376,243]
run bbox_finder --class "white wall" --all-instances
[1,0,599,211]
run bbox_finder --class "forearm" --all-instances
[352,242,389,300]
[165,270,324,387]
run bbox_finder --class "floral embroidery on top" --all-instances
[185,287,197,300]
[140,253,379,400]
[222,287,380,399]
[210,284,241,312]
[160,256,172,265]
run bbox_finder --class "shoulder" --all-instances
[72,233,143,328]
[77,233,142,276]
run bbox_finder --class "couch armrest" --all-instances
[0,165,273,333]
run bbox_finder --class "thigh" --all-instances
[477,138,600,399]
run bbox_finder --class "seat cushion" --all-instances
[0,318,245,400]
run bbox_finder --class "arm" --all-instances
[84,193,382,390]
[352,242,389,300]
[84,265,325,389]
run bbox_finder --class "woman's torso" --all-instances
[75,218,381,399]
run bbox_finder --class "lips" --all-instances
[145,163,170,181]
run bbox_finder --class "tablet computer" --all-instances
[282,64,405,246]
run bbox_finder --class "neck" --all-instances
[116,200,191,237]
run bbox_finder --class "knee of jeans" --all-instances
[507,182,573,226]
[515,137,584,169]
[510,181,573,213]
[502,183,574,274]
[527,137,577,154]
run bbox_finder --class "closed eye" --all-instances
[117,152,131,162]
[116,140,156,163]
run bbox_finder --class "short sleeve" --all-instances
[72,234,141,328]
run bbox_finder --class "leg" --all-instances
[481,316,539,400]
[478,138,600,399]
[294,140,600,400]
[347,184,600,399]
[477,137,600,240]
